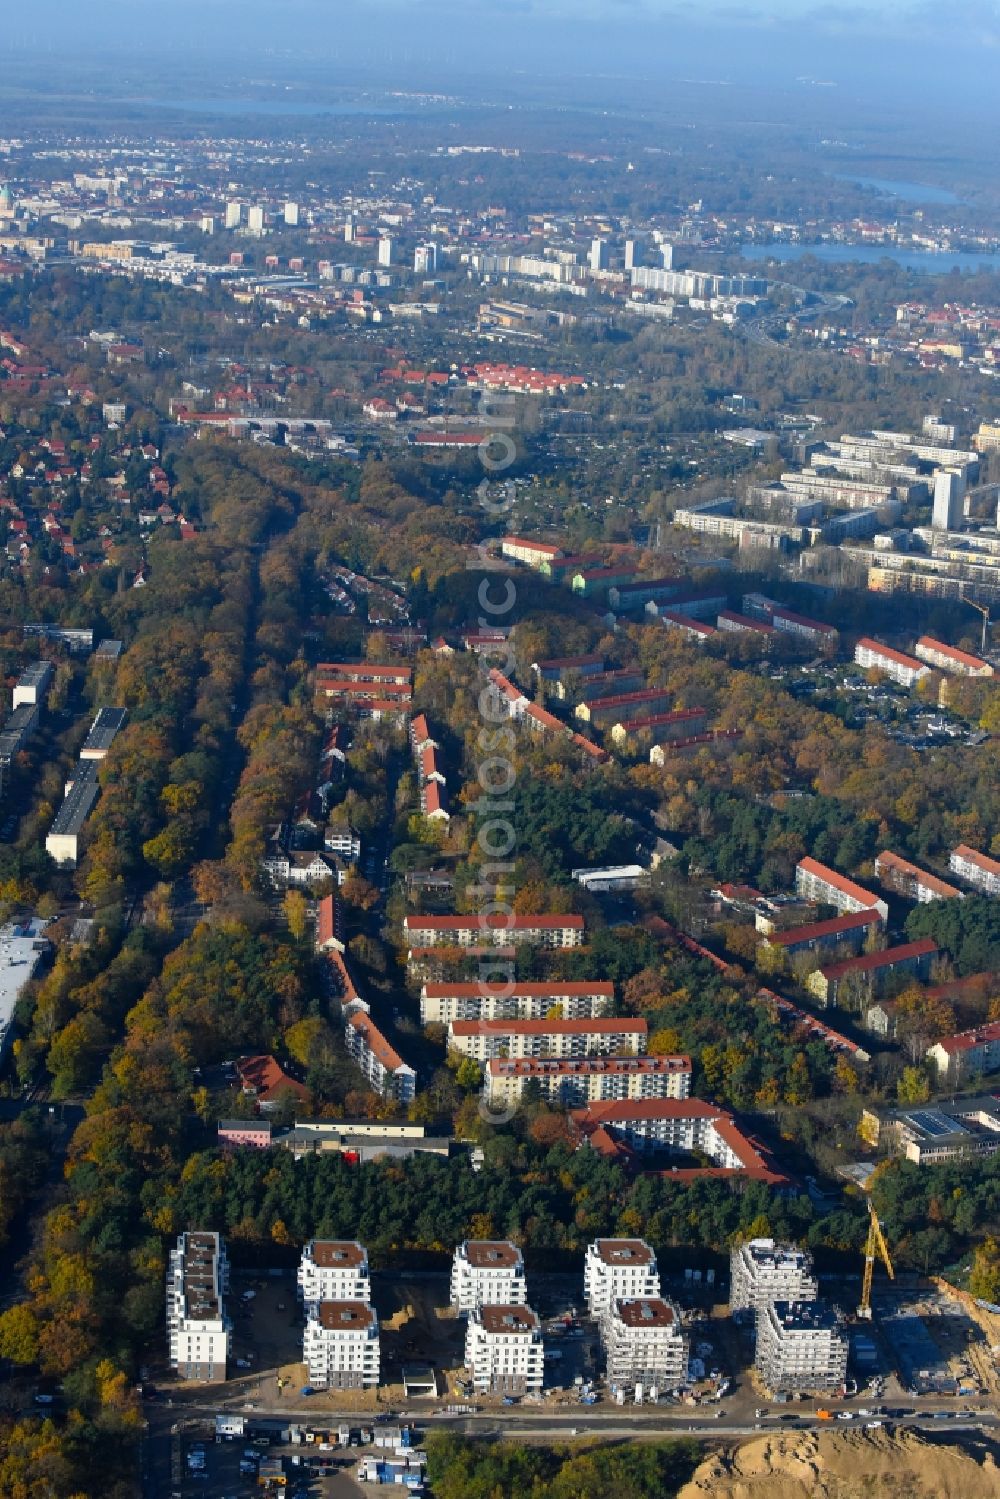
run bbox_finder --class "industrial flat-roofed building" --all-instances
[303,1301,380,1389]
[79,706,127,760]
[755,1300,848,1396]
[861,1094,1000,1165]
[45,762,100,867]
[464,1304,544,1394]
[450,1240,528,1314]
[601,1297,687,1389]
[584,1239,660,1315]
[166,1231,231,1381]
[729,1238,817,1312]
[298,1241,370,1314]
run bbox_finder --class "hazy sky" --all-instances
[4,0,1000,119]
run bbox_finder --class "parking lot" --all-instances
[173,1431,366,1499]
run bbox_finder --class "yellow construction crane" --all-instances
[857,1202,894,1319]
[963,594,992,656]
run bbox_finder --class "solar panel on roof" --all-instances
[905,1110,960,1137]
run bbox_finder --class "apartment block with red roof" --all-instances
[759,908,882,960]
[949,844,1000,896]
[914,636,993,678]
[805,937,937,1008]
[447,1015,647,1064]
[794,857,888,921]
[927,1020,1000,1082]
[343,1011,416,1104]
[485,1054,691,1110]
[402,913,584,948]
[419,980,614,1027]
[854,637,929,687]
[875,850,962,903]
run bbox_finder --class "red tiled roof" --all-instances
[856,637,926,671]
[450,1017,646,1037]
[818,938,937,983]
[404,913,584,932]
[766,909,882,948]
[797,857,883,909]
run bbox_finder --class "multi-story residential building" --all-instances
[854,637,930,688]
[450,1241,528,1314]
[600,1297,687,1389]
[740,594,838,646]
[755,1301,848,1396]
[531,653,605,683]
[166,1232,231,1381]
[11,660,53,709]
[608,707,708,747]
[717,610,777,642]
[575,689,671,727]
[729,1239,817,1312]
[419,981,614,1028]
[927,1019,1000,1083]
[874,850,962,903]
[448,1016,647,1065]
[343,1010,416,1104]
[794,857,888,921]
[485,1054,692,1111]
[464,1304,544,1394]
[569,1098,789,1186]
[949,844,1000,896]
[913,636,993,677]
[584,1239,660,1315]
[303,1302,380,1389]
[297,1241,370,1314]
[758,909,882,961]
[402,914,584,948]
[805,937,937,1008]
[498,535,565,567]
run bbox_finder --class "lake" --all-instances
[833,174,962,206]
[738,242,1000,275]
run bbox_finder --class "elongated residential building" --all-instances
[448,1016,646,1064]
[166,1232,231,1381]
[794,857,888,922]
[419,980,613,1027]
[485,1054,692,1110]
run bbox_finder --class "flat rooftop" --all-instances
[49,763,100,836]
[477,1305,539,1335]
[80,706,127,754]
[308,1241,367,1269]
[613,1298,677,1328]
[461,1240,522,1269]
[593,1238,655,1266]
[316,1301,377,1331]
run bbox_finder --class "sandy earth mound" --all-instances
[676,1426,1000,1499]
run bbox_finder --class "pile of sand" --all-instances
[676,1426,1000,1499]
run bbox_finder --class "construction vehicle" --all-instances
[858,1202,894,1319]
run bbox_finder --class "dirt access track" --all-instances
[676,1426,1000,1499]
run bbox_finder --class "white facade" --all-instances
[755,1300,848,1395]
[584,1239,660,1316]
[298,1241,370,1315]
[601,1297,687,1388]
[854,639,929,689]
[450,1240,527,1314]
[486,1055,692,1111]
[932,468,965,531]
[343,1011,416,1104]
[949,844,1000,896]
[378,236,394,267]
[729,1239,817,1312]
[419,982,613,1028]
[284,201,300,226]
[448,1017,645,1064]
[403,915,584,948]
[247,206,265,234]
[464,1304,544,1394]
[303,1302,380,1389]
[166,1232,231,1381]
[224,201,241,229]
